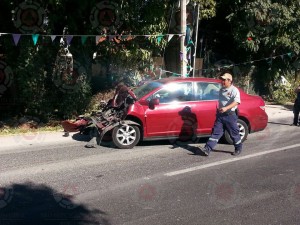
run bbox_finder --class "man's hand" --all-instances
[219,107,228,113]
[219,101,239,113]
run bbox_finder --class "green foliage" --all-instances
[4,35,92,120]
[272,85,294,104]
[192,0,216,19]
[85,89,115,114]
[223,0,300,96]
[227,0,300,54]
[0,0,218,120]
[270,70,299,104]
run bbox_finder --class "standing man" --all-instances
[198,72,242,156]
[291,84,300,126]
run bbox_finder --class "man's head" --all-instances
[219,72,233,88]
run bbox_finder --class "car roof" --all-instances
[154,77,220,84]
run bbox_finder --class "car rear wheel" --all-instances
[224,119,248,144]
[112,124,140,149]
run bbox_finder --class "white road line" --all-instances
[164,144,300,177]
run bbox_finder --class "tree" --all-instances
[193,0,216,19]
[0,0,217,119]
[227,0,299,54]
[226,0,300,96]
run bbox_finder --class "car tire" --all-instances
[224,119,248,144]
[112,124,140,149]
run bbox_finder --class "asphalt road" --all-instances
[0,106,299,225]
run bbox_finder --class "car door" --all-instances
[144,82,194,138]
[193,81,221,134]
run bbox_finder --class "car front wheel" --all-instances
[224,119,249,144]
[112,124,140,149]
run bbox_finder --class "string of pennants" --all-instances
[164,52,298,77]
[0,32,184,46]
[0,32,297,78]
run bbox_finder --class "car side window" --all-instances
[151,82,193,103]
[195,82,220,100]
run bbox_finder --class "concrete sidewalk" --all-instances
[265,104,293,121]
[0,104,295,149]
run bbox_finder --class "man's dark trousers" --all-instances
[205,113,242,151]
[293,103,300,125]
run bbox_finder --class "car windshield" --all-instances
[133,81,163,99]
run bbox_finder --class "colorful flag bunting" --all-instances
[96,35,106,44]
[109,35,115,41]
[12,34,21,45]
[168,35,174,42]
[81,36,88,45]
[180,52,183,61]
[32,34,39,45]
[51,35,56,42]
[0,32,298,77]
[66,35,73,45]
[156,35,163,44]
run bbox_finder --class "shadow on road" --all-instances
[0,182,111,225]
[282,104,293,111]
[268,121,293,126]
[165,142,231,156]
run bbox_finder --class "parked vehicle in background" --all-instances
[110,77,268,149]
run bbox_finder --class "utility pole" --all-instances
[192,3,200,77]
[180,0,187,77]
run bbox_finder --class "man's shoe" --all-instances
[63,131,69,137]
[232,149,242,156]
[85,143,95,148]
[197,147,210,156]
[290,123,298,126]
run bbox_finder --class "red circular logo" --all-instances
[13,1,45,33]
[98,8,115,27]
[90,1,123,33]
[20,8,39,26]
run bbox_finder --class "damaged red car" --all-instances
[63,77,268,149]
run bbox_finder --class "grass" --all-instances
[0,89,115,137]
[0,119,64,136]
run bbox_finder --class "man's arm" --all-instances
[219,101,239,113]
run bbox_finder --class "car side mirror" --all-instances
[149,98,159,109]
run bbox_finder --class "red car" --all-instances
[111,77,268,149]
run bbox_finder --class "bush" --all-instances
[85,89,115,114]
[272,84,295,104]
[269,69,299,104]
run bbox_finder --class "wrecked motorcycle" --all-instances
[61,84,138,148]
